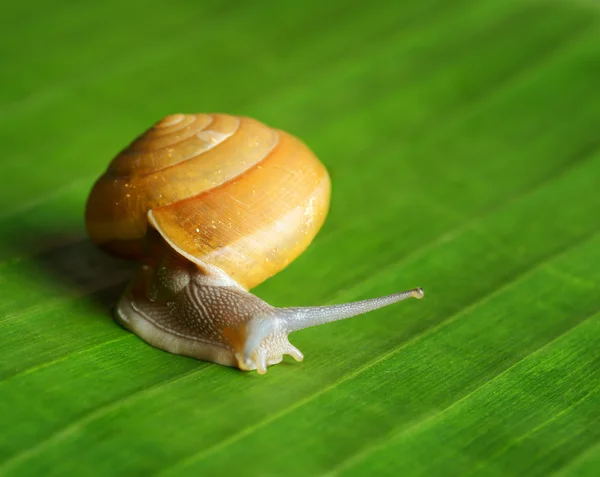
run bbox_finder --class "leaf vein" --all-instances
[325,310,600,476]
[0,364,212,474]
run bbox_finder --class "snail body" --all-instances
[86,113,423,374]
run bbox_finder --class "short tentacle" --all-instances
[256,349,268,375]
[285,342,304,362]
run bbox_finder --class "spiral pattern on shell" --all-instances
[85,113,331,290]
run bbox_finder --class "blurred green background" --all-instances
[1,0,600,475]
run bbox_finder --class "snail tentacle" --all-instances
[276,288,424,333]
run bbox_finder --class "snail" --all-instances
[85,113,424,374]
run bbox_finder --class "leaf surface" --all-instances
[1,0,599,475]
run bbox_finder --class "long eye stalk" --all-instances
[278,288,424,332]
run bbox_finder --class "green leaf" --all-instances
[1,0,600,475]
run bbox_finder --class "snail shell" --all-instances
[85,113,423,374]
[86,113,330,290]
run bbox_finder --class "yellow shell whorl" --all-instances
[85,113,331,290]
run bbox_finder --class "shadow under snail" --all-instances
[85,113,424,374]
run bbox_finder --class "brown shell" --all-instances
[85,113,331,290]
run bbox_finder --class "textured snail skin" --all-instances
[86,114,423,374]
